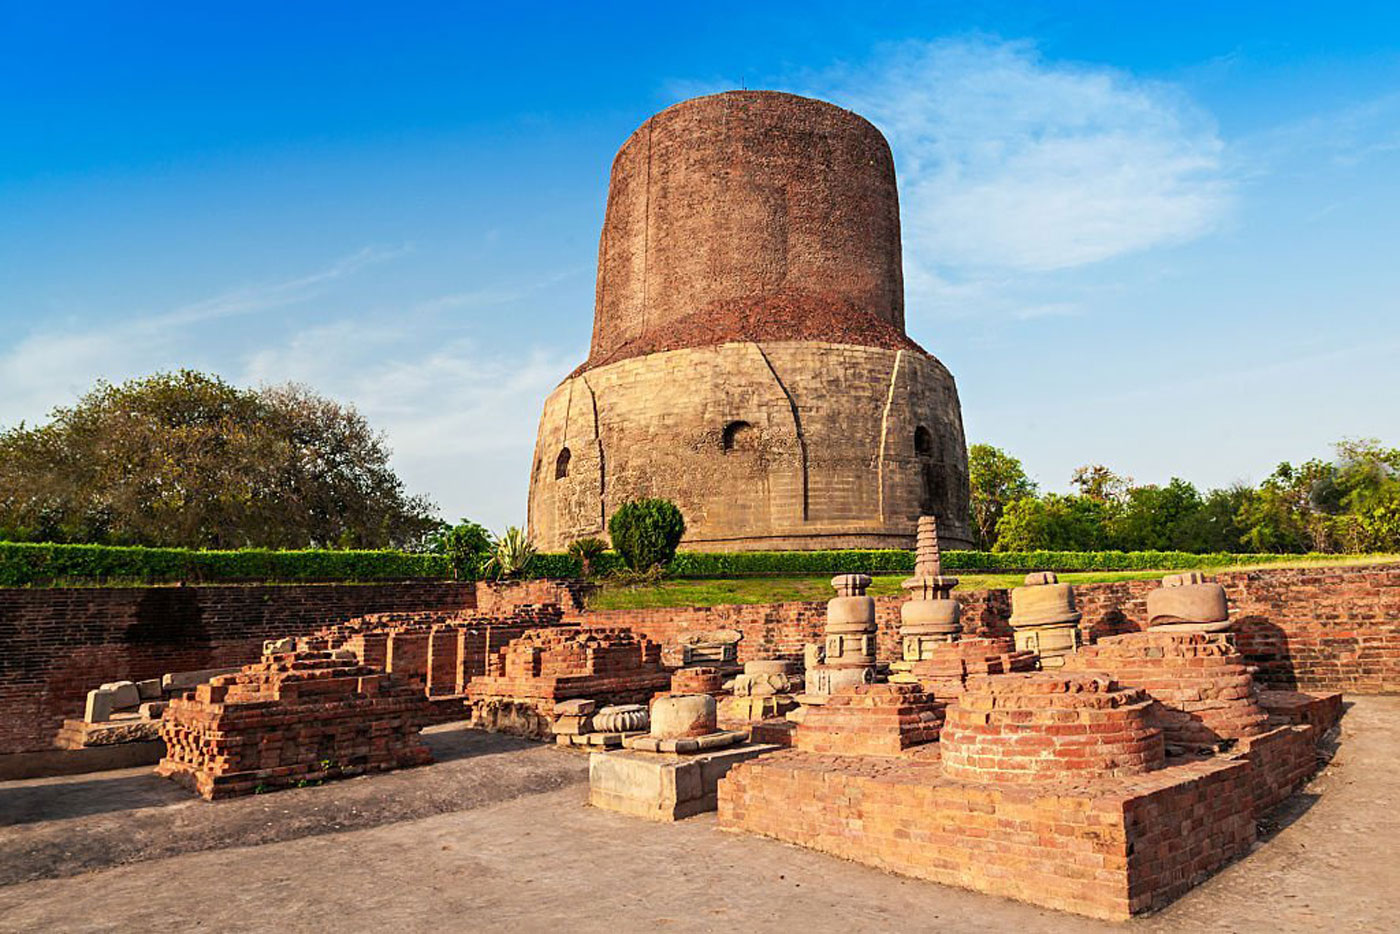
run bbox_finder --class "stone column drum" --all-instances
[1146,572,1231,632]
[807,574,879,698]
[1007,571,1082,668]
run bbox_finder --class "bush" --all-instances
[431,520,494,580]
[608,499,686,571]
[566,537,608,577]
[0,541,449,587]
[659,549,1351,578]
[0,541,1362,588]
[483,526,537,580]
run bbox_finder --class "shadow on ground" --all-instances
[0,724,586,887]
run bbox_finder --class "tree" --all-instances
[0,370,439,549]
[432,519,494,580]
[1110,479,1204,552]
[1193,484,1255,553]
[608,498,686,570]
[1238,459,1336,553]
[1071,464,1132,503]
[993,494,1112,552]
[966,444,1038,550]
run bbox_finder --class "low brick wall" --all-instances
[718,750,1257,920]
[0,581,475,755]
[576,564,1400,694]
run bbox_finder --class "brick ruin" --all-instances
[464,626,670,737]
[289,604,567,716]
[712,551,1346,921]
[156,651,432,800]
[1,528,1372,920]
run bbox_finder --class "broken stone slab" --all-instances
[552,714,594,736]
[135,679,162,701]
[98,681,140,710]
[161,668,241,693]
[623,730,746,754]
[85,689,114,723]
[556,730,645,749]
[139,701,167,719]
[554,698,598,717]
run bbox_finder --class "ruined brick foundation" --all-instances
[156,652,432,800]
[465,627,670,738]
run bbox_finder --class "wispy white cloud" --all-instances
[806,37,1232,277]
[158,245,410,326]
[242,320,579,526]
[1244,91,1400,170]
[0,247,407,427]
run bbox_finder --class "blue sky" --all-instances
[2,2,1398,529]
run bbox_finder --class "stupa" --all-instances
[528,91,973,553]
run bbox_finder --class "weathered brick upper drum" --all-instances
[528,90,973,552]
[941,672,1165,783]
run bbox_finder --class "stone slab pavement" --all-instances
[0,699,1396,933]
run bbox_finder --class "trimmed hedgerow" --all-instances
[0,541,1358,587]
[0,542,450,587]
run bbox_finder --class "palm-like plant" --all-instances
[484,526,537,579]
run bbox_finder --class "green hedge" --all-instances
[662,549,1354,578]
[0,542,451,587]
[0,541,1363,587]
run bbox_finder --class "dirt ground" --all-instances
[0,699,1395,933]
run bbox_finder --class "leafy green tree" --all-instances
[0,370,438,549]
[966,444,1038,549]
[1110,479,1204,551]
[993,494,1112,551]
[1238,459,1336,553]
[432,519,494,580]
[1193,484,1256,553]
[1070,464,1132,503]
[608,498,686,570]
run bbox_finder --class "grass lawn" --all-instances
[585,554,1400,611]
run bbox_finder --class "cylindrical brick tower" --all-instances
[528,91,973,552]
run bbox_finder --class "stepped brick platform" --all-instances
[718,748,1256,920]
[465,627,670,737]
[1062,630,1271,751]
[1258,689,1345,735]
[793,683,944,757]
[1229,723,1324,816]
[940,672,1164,783]
[908,636,1036,700]
[155,652,433,800]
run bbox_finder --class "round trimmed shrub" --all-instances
[608,499,686,571]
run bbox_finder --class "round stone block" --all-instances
[650,694,718,739]
[593,704,649,733]
[1147,573,1230,630]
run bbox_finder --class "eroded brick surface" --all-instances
[156,652,433,800]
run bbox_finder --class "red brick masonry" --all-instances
[1062,630,1271,750]
[794,683,944,756]
[156,651,433,800]
[718,749,1257,921]
[576,563,1400,694]
[0,581,475,755]
[940,672,1165,783]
